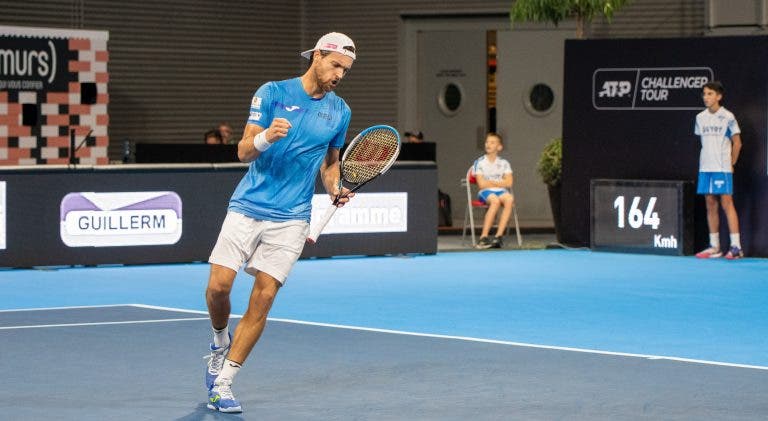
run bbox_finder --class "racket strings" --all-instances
[342,129,399,183]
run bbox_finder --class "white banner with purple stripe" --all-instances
[60,191,182,247]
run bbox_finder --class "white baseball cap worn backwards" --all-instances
[301,32,356,60]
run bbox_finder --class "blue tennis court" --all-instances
[1,249,767,419]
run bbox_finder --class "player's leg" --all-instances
[705,194,720,234]
[695,173,722,258]
[477,194,500,249]
[493,193,515,247]
[720,194,740,234]
[205,212,261,394]
[720,194,743,259]
[206,264,237,333]
[208,272,281,411]
[228,272,281,364]
[696,194,723,258]
[204,264,237,393]
[208,273,280,413]
[209,220,308,413]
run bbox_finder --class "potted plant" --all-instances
[537,137,563,243]
[510,0,630,39]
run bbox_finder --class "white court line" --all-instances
[0,317,211,330]
[129,303,243,317]
[0,304,242,330]
[265,317,768,372]
[0,304,136,313]
[3,304,767,371]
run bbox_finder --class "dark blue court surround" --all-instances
[1,305,766,420]
[2,250,768,418]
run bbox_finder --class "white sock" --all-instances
[213,325,230,348]
[215,359,242,385]
[730,233,741,249]
[709,233,720,250]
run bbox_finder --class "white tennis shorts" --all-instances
[209,211,309,284]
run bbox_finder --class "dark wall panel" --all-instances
[562,36,768,256]
[2,0,709,163]
[1,0,301,161]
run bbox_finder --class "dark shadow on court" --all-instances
[174,403,245,421]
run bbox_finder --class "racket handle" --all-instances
[307,204,338,244]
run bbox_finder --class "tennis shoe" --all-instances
[204,334,231,390]
[695,246,722,259]
[725,246,744,260]
[475,236,493,249]
[207,382,242,413]
[491,236,504,249]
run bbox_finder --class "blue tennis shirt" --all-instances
[228,77,351,222]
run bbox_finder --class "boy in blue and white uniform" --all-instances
[694,81,743,259]
[472,132,515,249]
[203,32,357,413]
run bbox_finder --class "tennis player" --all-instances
[204,32,357,413]
[694,81,743,259]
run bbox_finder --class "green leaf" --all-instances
[537,137,562,187]
[510,0,630,36]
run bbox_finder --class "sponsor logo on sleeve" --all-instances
[251,96,262,109]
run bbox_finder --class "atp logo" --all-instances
[598,81,632,98]
[593,67,714,110]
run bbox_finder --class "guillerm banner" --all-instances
[60,192,183,247]
[562,36,768,256]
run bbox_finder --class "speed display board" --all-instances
[591,179,693,255]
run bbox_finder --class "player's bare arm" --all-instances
[501,173,513,189]
[319,147,353,207]
[237,118,292,163]
[476,173,512,189]
[475,174,490,190]
[731,133,742,166]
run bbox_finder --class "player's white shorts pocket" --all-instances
[245,220,309,284]
[209,212,260,273]
[209,212,308,283]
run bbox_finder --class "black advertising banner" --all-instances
[0,35,73,92]
[562,36,768,256]
[0,163,437,267]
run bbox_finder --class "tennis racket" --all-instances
[307,125,401,244]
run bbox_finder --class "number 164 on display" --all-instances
[613,196,660,230]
